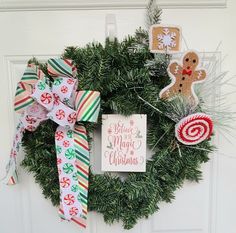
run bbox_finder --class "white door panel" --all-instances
[0,3,235,233]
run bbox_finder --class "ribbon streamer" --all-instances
[3,64,47,184]
[4,59,100,228]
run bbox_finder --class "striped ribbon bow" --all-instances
[4,59,100,228]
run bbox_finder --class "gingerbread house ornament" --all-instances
[149,25,181,53]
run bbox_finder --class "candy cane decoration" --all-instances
[175,113,213,145]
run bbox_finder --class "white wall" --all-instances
[162,3,236,233]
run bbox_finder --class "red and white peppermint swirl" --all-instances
[53,93,60,106]
[67,78,75,85]
[67,112,77,124]
[25,115,37,124]
[175,113,213,145]
[60,177,71,188]
[61,85,68,94]
[69,207,79,216]
[40,92,52,104]
[57,158,62,164]
[64,194,75,206]
[56,109,65,120]
[63,140,70,147]
[55,131,64,141]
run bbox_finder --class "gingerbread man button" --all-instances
[159,51,206,106]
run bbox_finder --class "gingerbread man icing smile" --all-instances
[159,51,206,106]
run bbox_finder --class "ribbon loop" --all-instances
[48,58,77,78]
[14,63,45,114]
[75,90,101,123]
[20,63,45,85]
[14,82,34,113]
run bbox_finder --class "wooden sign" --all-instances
[101,114,147,172]
[149,25,181,53]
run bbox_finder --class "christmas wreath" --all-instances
[4,1,216,230]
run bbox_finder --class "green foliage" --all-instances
[146,0,162,27]
[21,29,214,229]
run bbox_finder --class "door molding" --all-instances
[0,0,227,12]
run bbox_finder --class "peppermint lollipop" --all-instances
[175,113,213,145]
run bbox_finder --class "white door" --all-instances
[1,1,236,233]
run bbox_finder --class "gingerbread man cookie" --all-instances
[159,51,206,106]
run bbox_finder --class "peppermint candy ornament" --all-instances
[175,113,213,145]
